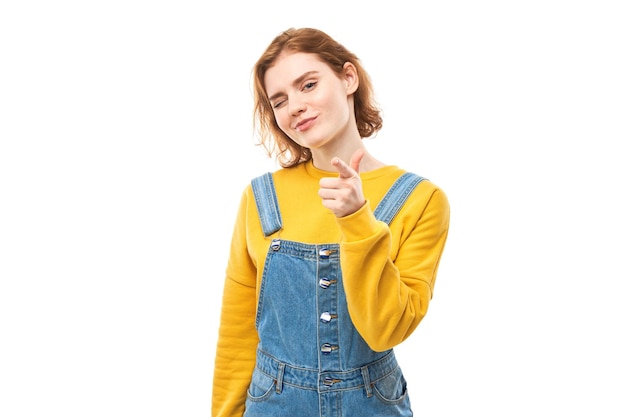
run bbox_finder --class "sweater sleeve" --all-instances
[212,189,259,417]
[337,184,450,352]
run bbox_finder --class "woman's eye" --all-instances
[303,81,317,91]
[272,100,286,109]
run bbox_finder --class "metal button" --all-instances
[321,343,335,354]
[322,377,341,386]
[270,239,281,251]
[320,312,335,323]
[318,248,332,258]
[319,278,331,289]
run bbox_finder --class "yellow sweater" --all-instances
[212,160,450,417]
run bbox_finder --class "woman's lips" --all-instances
[295,117,316,132]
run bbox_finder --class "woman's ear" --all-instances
[343,62,359,95]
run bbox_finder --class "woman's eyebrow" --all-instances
[268,71,319,102]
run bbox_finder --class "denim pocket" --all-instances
[246,368,276,401]
[372,366,409,404]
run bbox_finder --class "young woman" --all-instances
[212,27,450,417]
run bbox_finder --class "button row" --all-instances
[270,241,336,260]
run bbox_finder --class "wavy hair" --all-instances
[252,28,383,168]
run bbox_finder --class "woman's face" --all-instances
[264,52,358,152]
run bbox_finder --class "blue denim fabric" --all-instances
[244,172,424,417]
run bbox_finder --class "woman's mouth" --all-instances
[295,117,316,132]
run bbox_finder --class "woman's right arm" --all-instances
[212,189,259,417]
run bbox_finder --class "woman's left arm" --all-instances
[338,184,450,351]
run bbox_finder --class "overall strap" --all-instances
[251,172,283,237]
[373,172,426,225]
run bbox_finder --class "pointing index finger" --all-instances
[331,157,355,179]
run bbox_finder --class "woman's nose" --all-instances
[289,97,306,116]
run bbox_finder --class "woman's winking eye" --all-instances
[272,98,286,109]
[271,80,318,109]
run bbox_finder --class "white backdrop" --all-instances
[1,1,625,416]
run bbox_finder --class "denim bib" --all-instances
[245,172,424,417]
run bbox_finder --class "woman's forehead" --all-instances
[265,52,330,89]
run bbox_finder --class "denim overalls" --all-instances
[244,172,425,417]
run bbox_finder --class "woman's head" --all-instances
[252,28,383,168]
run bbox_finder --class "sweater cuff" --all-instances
[336,200,381,242]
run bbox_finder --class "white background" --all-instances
[1,1,625,416]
